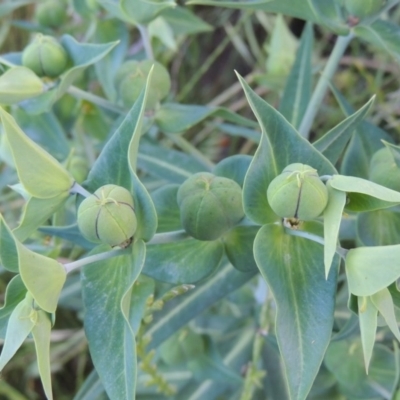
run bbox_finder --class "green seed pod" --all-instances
[115,60,171,109]
[267,163,329,221]
[22,34,69,78]
[369,147,400,191]
[345,0,386,19]
[77,184,137,247]
[35,1,67,28]
[177,172,244,241]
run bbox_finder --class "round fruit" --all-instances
[267,163,329,221]
[177,173,244,241]
[369,147,400,191]
[35,1,67,28]
[77,184,137,247]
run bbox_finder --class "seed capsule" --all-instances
[267,163,328,221]
[369,147,400,192]
[177,173,244,241]
[77,184,137,247]
[345,0,386,19]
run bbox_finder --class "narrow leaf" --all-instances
[323,180,346,277]
[0,214,19,273]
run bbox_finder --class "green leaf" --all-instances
[279,22,313,129]
[323,181,346,278]
[31,310,53,400]
[0,294,36,371]
[0,214,19,273]
[0,107,73,198]
[254,223,338,400]
[346,244,400,296]
[0,67,44,105]
[371,287,400,341]
[144,238,224,284]
[213,155,252,187]
[358,296,377,373]
[223,226,259,273]
[17,242,66,313]
[155,103,258,134]
[82,240,145,400]
[330,175,400,212]
[161,7,213,35]
[355,19,400,63]
[357,209,400,246]
[13,193,69,242]
[120,0,176,24]
[238,73,336,224]
[313,96,375,165]
[308,0,349,35]
[325,340,398,399]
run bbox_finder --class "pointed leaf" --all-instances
[161,7,213,35]
[0,67,43,104]
[314,96,375,165]
[371,287,400,341]
[213,155,252,187]
[308,0,349,35]
[17,242,66,313]
[31,310,53,400]
[0,107,73,198]
[82,241,145,400]
[0,214,19,273]
[254,223,338,400]
[121,0,175,24]
[279,22,312,128]
[358,296,377,373]
[346,244,400,296]
[0,294,35,371]
[238,73,336,224]
[383,140,400,169]
[330,175,400,212]
[144,238,224,284]
[323,181,346,277]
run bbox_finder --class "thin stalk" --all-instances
[69,182,92,198]
[0,56,15,68]
[147,230,189,245]
[137,24,154,60]
[298,33,354,139]
[64,248,130,274]
[67,86,125,114]
[164,132,215,170]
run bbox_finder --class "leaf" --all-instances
[238,73,336,225]
[254,223,338,400]
[143,238,224,284]
[357,209,400,246]
[82,241,145,400]
[323,181,346,278]
[0,67,44,105]
[0,294,36,371]
[38,224,94,250]
[308,0,349,35]
[330,175,400,212]
[161,7,213,35]
[0,107,73,198]
[17,242,66,313]
[120,0,176,25]
[346,244,400,296]
[31,310,53,400]
[147,263,257,348]
[155,103,258,134]
[371,287,400,341]
[0,214,19,273]
[13,193,69,242]
[313,96,375,165]
[358,296,377,373]
[279,22,313,129]
[212,155,252,187]
[355,19,400,63]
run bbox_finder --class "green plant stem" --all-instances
[148,230,189,245]
[298,33,354,139]
[0,56,15,68]
[69,182,92,198]
[137,24,154,60]
[64,248,130,273]
[164,132,215,170]
[67,86,125,114]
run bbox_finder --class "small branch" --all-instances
[137,24,154,60]
[147,230,189,245]
[69,182,92,198]
[64,248,130,273]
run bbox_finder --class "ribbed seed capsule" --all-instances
[267,163,328,221]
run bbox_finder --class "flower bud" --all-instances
[369,147,400,191]
[22,34,69,78]
[35,1,67,28]
[77,184,137,247]
[115,60,171,109]
[345,0,386,19]
[267,163,328,221]
[177,173,244,241]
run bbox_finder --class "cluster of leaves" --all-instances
[1,1,400,400]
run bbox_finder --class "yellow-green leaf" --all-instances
[358,296,377,373]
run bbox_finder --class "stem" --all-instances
[298,33,354,139]
[137,25,154,60]
[64,248,130,273]
[0,56,15,68]
[67,86,125,114]
[69,182,92,198]
[147,230,189,245]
